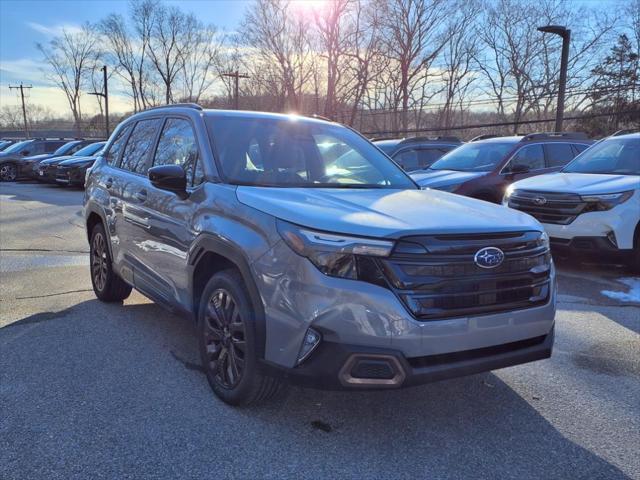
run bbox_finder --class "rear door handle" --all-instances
[135,190,147,202]
[105,178,113,189]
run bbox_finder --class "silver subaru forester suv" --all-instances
[84,105,556,405]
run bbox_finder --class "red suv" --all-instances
[410,133,592,203]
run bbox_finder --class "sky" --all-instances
[0,0,249,115]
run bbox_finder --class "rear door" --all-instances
[140,117,205,307]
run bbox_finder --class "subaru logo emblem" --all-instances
[474,247,505,269]
[533,196,547,206]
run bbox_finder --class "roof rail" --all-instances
[610,128,639,137]
[399,135,462,145]
[370,136,404,142]
[470,134,500,142]
[521,132,589,141]
[308,113,334,122]
[145,103,203,112]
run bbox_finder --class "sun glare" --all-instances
[290,0,329,17]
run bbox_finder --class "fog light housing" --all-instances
[606,231,618,248]
[296,328,321,365]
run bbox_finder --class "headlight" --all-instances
[581,190,633,211]
[276,219,394,279]
[503,185,516,205]
[538,231,550,249]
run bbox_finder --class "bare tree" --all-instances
[146,4,191,104]
[241,0,314,111]
[180,23,225,102]
[37,23,101,132]
[379,0,449,133]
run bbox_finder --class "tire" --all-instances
[198,270,283,406]
[0,163,17,182]
[89,223,132,302]
[631,243,640,275]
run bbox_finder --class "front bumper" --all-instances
[541,198,638,250]
[262,329,554,390]
[252,240,557,373]
[550,236,634,261]
[56,166,87,186]
[36,165,58,183]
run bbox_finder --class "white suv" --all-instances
[505,132,639,271]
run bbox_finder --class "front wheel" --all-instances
[0,163,17,182]
[198,270,283,406]
[90,223,132,302]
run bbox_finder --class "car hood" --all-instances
[58,155,96,166]
[236,187,540,238]
[40,155,74,166]
[511,172,640,195]
[23,154,50,162]
[410,169,486,188]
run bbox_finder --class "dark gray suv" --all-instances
[84,105,556,405]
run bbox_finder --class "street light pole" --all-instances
[538,25,571,132]
[221,71,249,110]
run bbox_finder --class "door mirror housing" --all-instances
[508,163,530,174]
[148,165,188,197]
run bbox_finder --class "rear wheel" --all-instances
[0,163,17,182]
[198,270,283,406]
[90,223,132,302]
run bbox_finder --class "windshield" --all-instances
[563,137,639,175]
[429,142,515,172]
[53,142,79,155]
[73,142,105,157]
[206,116,417,189]
[3,140,32,153]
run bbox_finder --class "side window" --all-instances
[104,125,132,165]
[417,147,451,169]
[572,143,589,155]
[506,144,545,172]
[120,118,162,175]
[153,118,203,186]
[545,143,575,168]
[393,149,419,171]
[67,143,87,155]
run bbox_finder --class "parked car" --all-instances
[0,138,68,181]
[505,132,639,271]
[27,139,98,180]
[373,136,462,171]
[0,139,19,151]
[410,132,593,203]
[37,141,106,183]
[85,105,556,406]
[55,146,106,187]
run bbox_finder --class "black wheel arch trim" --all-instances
[188,234,267,359]
[84,204,114,260]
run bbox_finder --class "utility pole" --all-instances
[538,25,571,132]
[9,83,32,138]
[89,65,110,138]
[221,71,249,110]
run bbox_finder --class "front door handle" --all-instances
[135,190,147,202]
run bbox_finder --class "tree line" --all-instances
[2,0,639,137]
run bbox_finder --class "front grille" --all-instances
[508,190,587,225]
[379,231,551,320]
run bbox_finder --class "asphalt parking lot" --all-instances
[1,182,638,480]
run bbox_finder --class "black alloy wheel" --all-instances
[0,163,17,182]
[203,288,247,389]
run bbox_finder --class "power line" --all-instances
[9,83,32,138]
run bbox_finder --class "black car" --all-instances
[373,136,462,171]
[37,141,106,183]
[0,139,19,152]
[55,154,100,187]
[0,139,68,181]
[27,140,98,179]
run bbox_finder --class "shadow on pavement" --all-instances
[0,299,630,479]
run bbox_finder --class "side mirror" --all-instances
[148,164,187,197]
[509,164,530,174]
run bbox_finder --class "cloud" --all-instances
[26,21,83,37]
